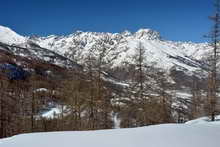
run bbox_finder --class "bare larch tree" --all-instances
[207,0,220,121]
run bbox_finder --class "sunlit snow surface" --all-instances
[41,107,62,118]
[0,26,26,45]
[1,118,220,147]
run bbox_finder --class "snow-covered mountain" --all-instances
[0,26,26,45]
[0,25,211,73]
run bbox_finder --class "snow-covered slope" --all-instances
[0,42,82,69]
[186,115,220,125]
[0,26,26,45]
[0,25,211,72]
[1,121,219,147]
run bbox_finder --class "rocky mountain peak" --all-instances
[134,28,161,40]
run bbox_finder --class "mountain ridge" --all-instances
[0,25,211,73]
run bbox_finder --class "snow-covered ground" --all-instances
[1,118,220,147]
[40,105,70,119]
[41,106,62,118]
[186,115,220,125]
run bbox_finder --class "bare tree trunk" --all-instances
[207,0,220,121]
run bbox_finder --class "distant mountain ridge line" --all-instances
[0,25,212,73]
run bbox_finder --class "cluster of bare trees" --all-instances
[0,78,32,138]
[116,42,174,127]
[0,66,63,138]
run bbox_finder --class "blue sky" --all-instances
[0,0,215,42]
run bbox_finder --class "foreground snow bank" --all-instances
[0,122,220,147]
[186,115,220,125]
